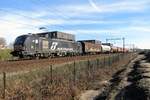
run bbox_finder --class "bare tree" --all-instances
[0,37,6,46]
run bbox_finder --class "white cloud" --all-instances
[55,0,150,17]
[0,1,150,49]
[88,0,150,13]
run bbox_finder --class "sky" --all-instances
[0,0,150,49]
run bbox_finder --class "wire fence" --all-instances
[0,53,137,100]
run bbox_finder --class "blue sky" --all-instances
[0,0,150,49]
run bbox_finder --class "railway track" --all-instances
[0,53,117,73]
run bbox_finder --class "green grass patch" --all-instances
[0,49,12,60]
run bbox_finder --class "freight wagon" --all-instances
[111,46,118,53]
[101,45,111,53]
[78,41,102,54]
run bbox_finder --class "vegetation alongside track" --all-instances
[0,53,136,99]
[0,49,12,60]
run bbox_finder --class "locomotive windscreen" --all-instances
[14,35,28,45]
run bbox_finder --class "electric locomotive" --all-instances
[11,31,82,58]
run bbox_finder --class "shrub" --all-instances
[0,49,12,60]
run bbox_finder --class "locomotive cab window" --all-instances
[52,33,56,38]
[15,35,28,45]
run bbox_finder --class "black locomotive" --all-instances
[11,31,82,58]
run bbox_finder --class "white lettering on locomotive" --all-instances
[51,42,58,50]
[57,48,73,51]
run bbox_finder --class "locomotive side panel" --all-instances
[49,39,81,56]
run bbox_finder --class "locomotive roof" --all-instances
[78,39,99,41]
[51,38,76,43]
[36,31,74,35]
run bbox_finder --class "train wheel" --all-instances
[35,56,40,60]
[35,54,40,60]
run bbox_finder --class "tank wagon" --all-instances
[11,31,129,59]
[101,45,111,53]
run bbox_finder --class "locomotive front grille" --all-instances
[14,45,23,51]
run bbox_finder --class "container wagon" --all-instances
[78,41,102,54]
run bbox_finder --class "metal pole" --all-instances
[73,61,76,85]
[97,59,99,68]
[106,39,108,43]
[50,65,53,84]
[133,44,135,52]
[3,72,6,99]
[122,37,125,53]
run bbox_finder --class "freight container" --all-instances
[78,41,101,54]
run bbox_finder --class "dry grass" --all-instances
[0,53,136,100]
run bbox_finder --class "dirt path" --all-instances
[78,52,150,100]
[78,53,137,100]
[104,55,144,100]
[90,52,150,100]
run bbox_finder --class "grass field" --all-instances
[0,53,136,99]
[0,49,12,60]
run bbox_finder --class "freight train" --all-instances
[11,31,128,59]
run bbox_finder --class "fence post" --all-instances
[96,59,99,68]
[3,72,6,99]
[73,61,76,85]
[50,65,53,84]
[109,56,110,66]
[92,62,94,82]
[104,56,105,67]
[87,60,90,81]
[111,55,113,64]
[117,54,119,62]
